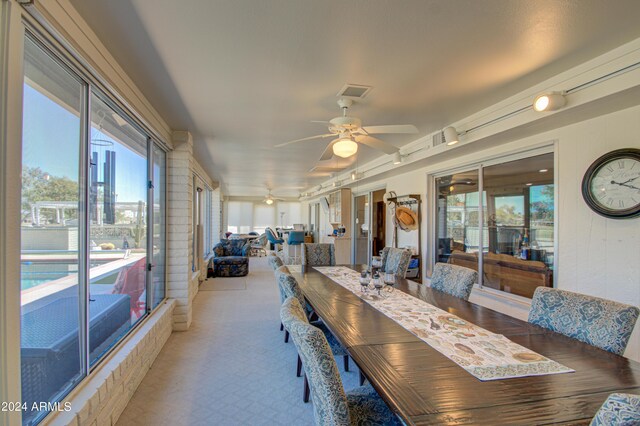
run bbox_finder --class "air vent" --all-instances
[432,131,445,147]
[337,84,372,99]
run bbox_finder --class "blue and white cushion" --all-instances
[529,287,639,355]
[381,247,412,278]
[591,393,640,426]
[430,263,477,301]
[302,243,336,266]
[268,254,284,270]
[280,297,400,426]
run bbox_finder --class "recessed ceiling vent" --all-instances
[432,131,445,147]
[337,84,372,99]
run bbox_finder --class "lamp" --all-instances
[443,127,459,146]
[265,197,274,205]
[392,151,402,165]
[533,92,566,112]
[351,171,357,181]
[332,134,358,158]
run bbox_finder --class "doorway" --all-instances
[353,189,386,265]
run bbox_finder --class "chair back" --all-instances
[266,227,284,244]
[381,247,412,278]
[267,254,284,270]
[301,243,336,266]
[112,256,147,313]
[590,393,640,425]
[287,231,305,245]
[529,287,639,355]
[280,297,349,426]
[430,263,477,301]
[274,265,305,308]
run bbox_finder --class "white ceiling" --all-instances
[68,0,640,198]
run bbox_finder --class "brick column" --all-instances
[167,131,196,331]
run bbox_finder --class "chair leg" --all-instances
[297,355,302,377]
[359,371,366,386]
[303,374,310,403]
[284,330,289,343]
[280,322,284,331]
[343,355,349,372]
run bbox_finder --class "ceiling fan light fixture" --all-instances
[265,198,274,205]
[333,135,358,158]
[533,92,566,112]
[443,127,459,146]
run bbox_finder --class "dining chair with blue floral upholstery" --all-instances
[268,253,284,270]
[590,393,640,425]
[430,262,478,301]
[380,247,412,278]
[301,243,336,266]
[528,287,639,355]
[281,297,401,425]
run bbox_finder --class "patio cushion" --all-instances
[302,243,336,266]
[430,263,477,301]
[591,393,640,426]
[528,287,639,355]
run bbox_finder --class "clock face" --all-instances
[582,149,640,218]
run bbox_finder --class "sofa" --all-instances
[208,239,250,277]
[448,250,552,298]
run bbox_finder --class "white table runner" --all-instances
[311,266,573,381]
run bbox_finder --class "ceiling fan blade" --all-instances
[361,125,418,134]
[310,120,330,124]
[319,140,338,161]
[274,133,334,148]
[356,135,399,154]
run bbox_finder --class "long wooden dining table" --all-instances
[290,265,640,425]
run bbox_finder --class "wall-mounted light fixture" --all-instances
[533,92,566,112]
[392,151,403,165]
[443,127,459,146]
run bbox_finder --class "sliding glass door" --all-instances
[434,152,555,298]
[20,35,86,426]
[19,32,167,425]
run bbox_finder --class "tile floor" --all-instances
[115,257,361,425]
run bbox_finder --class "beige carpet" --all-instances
[115,256,361,426]
[199,276,247,291]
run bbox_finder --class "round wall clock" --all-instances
[581,148,640,219]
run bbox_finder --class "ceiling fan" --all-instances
[263,189,285,205]
[275,98,418,161]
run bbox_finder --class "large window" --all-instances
[435,152,555,298]
[20,34,167,425]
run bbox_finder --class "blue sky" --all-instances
[23,84,147,202]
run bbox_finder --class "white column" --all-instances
[166,131,196,331]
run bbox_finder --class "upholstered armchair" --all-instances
[281,297,401,424]
[430,263,478,301]
[380,247,412,278]
[591,393,640,425]
[301,243,336,266]
[208,239,250,277]
[528,287,639,355]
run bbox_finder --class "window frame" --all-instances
[17,22,170,424]
[428,144,558,298]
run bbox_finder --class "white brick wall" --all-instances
[42,300,176,426]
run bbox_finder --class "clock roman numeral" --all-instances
[618,160,625,169]
[606,165,614,173]
[619,200,625,208]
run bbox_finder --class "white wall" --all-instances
[361,104,640,361]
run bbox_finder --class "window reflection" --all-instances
[435,153,555,298]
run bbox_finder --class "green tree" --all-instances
[22,166,79,223]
